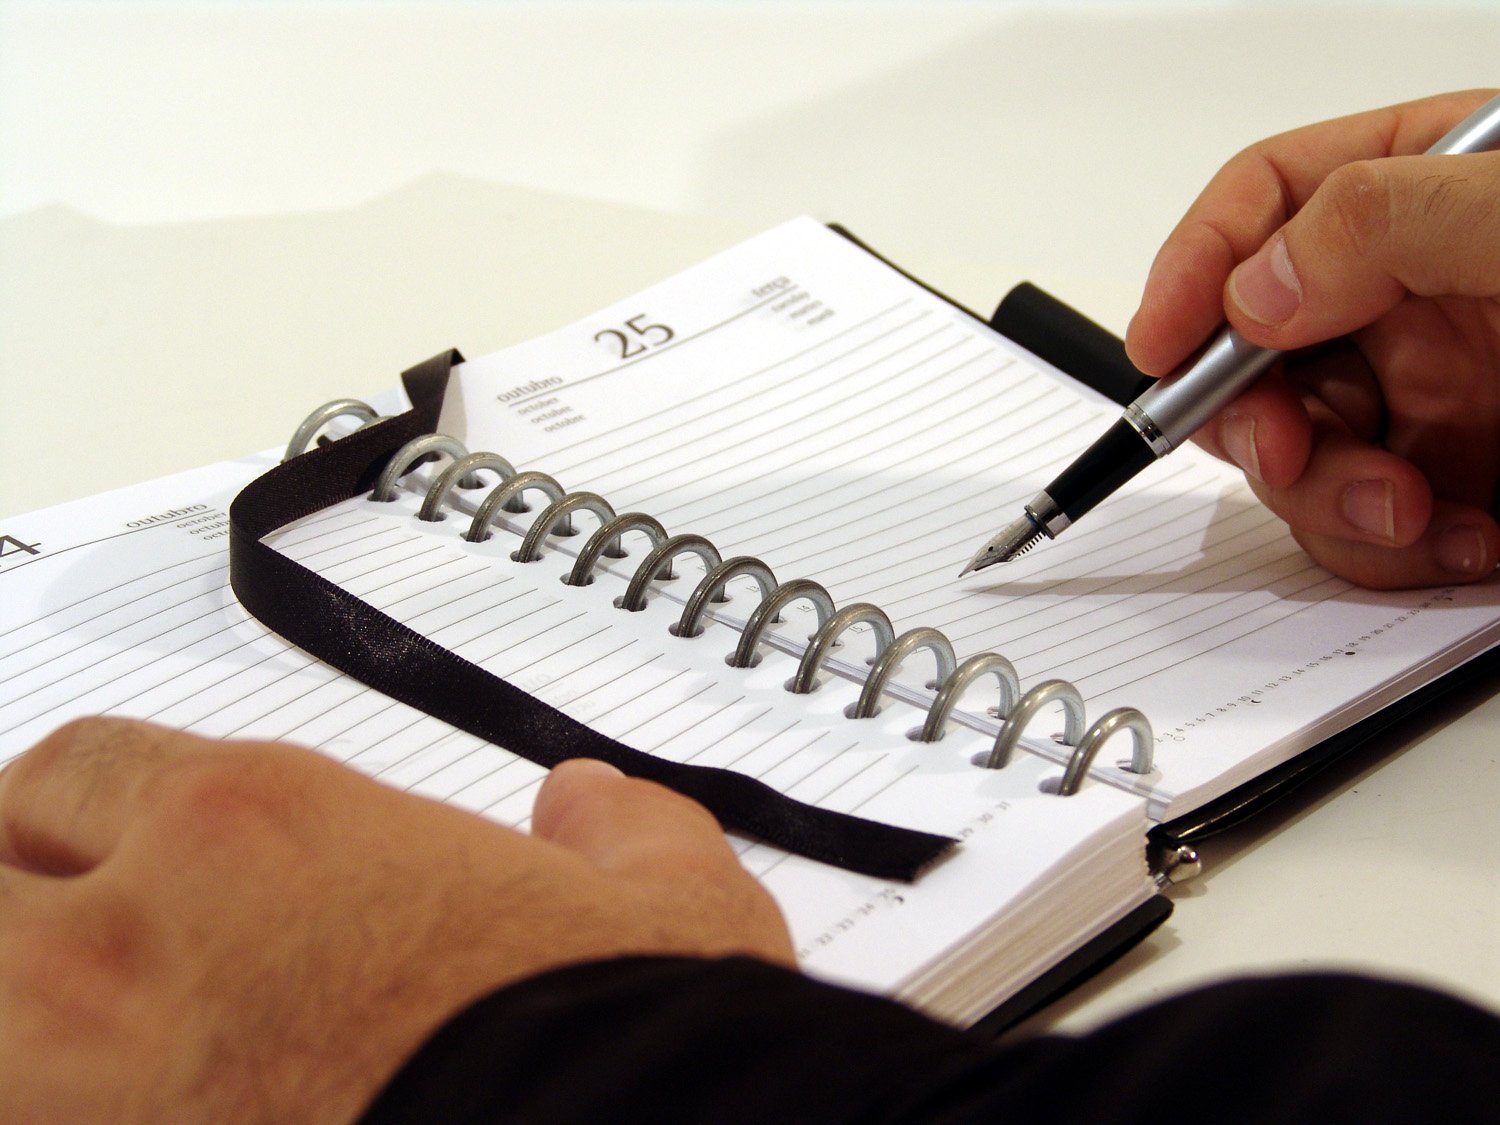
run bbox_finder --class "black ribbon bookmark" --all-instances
[228,350,955,881]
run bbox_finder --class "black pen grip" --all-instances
[1045,419,1157,523]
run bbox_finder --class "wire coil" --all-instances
[293,408,1156,794]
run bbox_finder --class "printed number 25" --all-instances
[594,314,674,359]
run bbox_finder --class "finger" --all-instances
[532,760,795,965]
[1289,500,1500,590]
[0,718,185,875]
[1225,150,1500,347]
[1246,423,1435,549]
[1126,89,1496,373]
[1188,365,1313,489]
[1351,298,1500,511]
[531,759,739,882]
[1282,343,1385,444]
[1127,213,1244,376]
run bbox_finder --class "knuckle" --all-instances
[1411,171,1468,221]
[15,717,169,792]
[1410,168,1500,294]
[25,716,127,770]
[6,897,155,1039]
[144,752,309,852]
[1315,160,1393,258]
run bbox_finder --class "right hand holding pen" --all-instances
[1125,89,1500,589]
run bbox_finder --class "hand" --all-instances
[1126,89,1500,589]
[0,718,793,1121]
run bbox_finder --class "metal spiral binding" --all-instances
[373,435,473,501]
[980,686,1155,788]
[467,471,566,542]
[1059,707,1154,794]
[920,652,1019,742]
[293,405,1158,794]
[674,556,779,638]
[788,603,893,695]
[731,579,836,668]
[514,492,615,562]
[419,453,518,522]
[853,628,957,719]
[984,680,1086,771]
[566,513,667,587]
[618,535,722,612]
[283,398,381,461]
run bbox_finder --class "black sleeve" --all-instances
[362,956,1500,1124]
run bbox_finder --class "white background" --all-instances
[6,0,1500,326]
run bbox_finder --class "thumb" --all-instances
[531,758,737,880]
[532,759,796,967]
[1224,151,1500,348]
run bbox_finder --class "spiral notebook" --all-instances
[5,217,1499,1027]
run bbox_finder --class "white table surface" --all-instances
[2,1,1496,1034]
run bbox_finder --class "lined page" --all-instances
[446,218,1500,818]
[0,458,1153,1015]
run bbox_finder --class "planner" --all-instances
[5,217,1498,1028]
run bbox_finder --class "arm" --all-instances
[364,956,1500,1123]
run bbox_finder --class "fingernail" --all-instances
[1436,524,1488,576]
[1340,479,1395,541]
[1228,233,1302,326]
[1218,414,1262,481]
[558,758,624,781]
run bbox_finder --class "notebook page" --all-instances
[445,217,1500,820]
[0,458,1153,1019]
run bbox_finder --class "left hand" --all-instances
[0,717,793,1121]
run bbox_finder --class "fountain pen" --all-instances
[961,92,1500,577]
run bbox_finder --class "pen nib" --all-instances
[959,515,1046,576]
